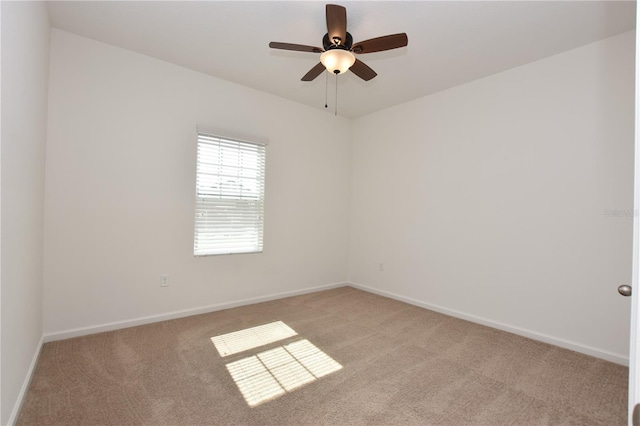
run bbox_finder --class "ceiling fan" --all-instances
[269,4,408,82]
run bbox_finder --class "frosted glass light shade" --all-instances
[320,49,356,75]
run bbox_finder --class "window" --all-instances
[194,131,266,256]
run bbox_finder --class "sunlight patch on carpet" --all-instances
[211,321,297,357]
[225,339,343,407]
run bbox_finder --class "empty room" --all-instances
[2,1,638,424]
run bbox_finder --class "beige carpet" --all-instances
[17,287,628,425]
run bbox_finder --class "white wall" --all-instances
[43,30,351,336]
[349,31,636,363]
[1,1,50,423]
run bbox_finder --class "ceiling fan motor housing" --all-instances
[323,32,353,51]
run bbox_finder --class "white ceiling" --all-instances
[47,1,636,119]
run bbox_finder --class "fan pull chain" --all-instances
[325,72,328,109]
[335,72,338,116]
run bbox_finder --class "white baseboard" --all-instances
[348,282,629,366]
[7,334,44,426]
[43,282,347,342]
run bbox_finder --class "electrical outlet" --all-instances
[379,263,384,272]
[160,274,169,287]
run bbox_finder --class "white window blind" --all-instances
[194,132,266,256]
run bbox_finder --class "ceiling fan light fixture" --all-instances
[320,49,356,75]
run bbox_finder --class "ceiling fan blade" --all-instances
[352,33,408,54]
[301,62,326,81]
[326,4,347,46]
[350,59,377,81]
[269,42,323,53]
